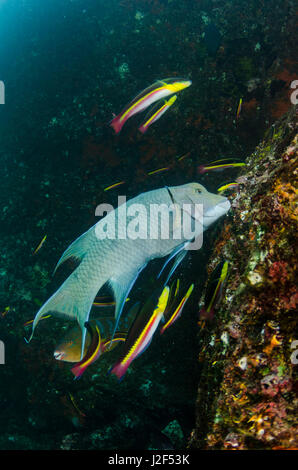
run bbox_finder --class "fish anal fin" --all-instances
[157,242,187,281]
[164,249,188,286]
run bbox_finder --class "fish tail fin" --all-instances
[198,307,206,319]
[138,124,147,134]
[110,115,125,134]
[29,271,99,360]
[109,361,128,381]
[71,363,87,379]
[160,324,166,335]
[199,307,214,322]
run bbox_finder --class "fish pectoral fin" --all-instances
[157,242,187,281]
[53,226,95,275]
[164,249,188,286]
[109,263,147,343]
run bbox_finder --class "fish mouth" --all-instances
[167,80,192,93]
[54,351,64,360]
[204,198,231,223]
[180,79,192,88]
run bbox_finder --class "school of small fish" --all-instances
[19,78,248,381]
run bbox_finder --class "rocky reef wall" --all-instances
[189,105,297,450]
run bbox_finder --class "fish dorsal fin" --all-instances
[157,79,167,86]
[53,226,96,275]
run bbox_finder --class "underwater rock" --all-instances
[189,105,298,450]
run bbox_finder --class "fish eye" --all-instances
[196,188,202,193]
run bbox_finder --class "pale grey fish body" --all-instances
[30,183,230,358]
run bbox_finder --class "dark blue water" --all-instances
[0,0,295,450]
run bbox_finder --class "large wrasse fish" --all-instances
[29,182,230,359]
[199,260,229,321]
[109,286,170,380]
[110,78,191,134]
[138,95,177,134]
